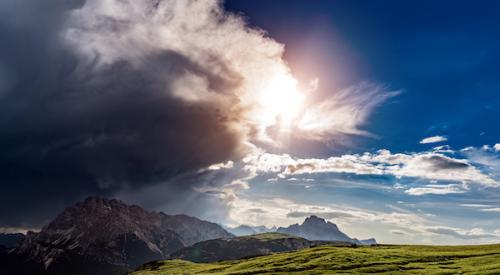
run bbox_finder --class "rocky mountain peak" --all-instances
[302,215,340,230]
[303,215,326,225]
[278,216,356,243]
[13,197,232,273]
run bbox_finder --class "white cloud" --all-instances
[460,204,494,208]
[420,136,448,144]
[495,143,500,152]
[479,208,500,212]
[296,83,400,140]
[65,1,397,147]
[405,184,467,196]
[207,161,234,171]
[393,183,405,189]
[461,145,500,180]
[243,149,498,187]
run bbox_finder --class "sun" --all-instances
[257,74,304,129]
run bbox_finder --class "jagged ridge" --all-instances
[12,197,232,274]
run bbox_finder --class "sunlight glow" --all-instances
[257,74,304,129]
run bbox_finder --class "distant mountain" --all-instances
[0,233,24,249]
[4,197,232,275]
[160,214,234,246]
[227,225,276,236]
[166,232,350,263]
[277,216,376,245]
[358,238,377,245]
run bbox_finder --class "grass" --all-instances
[131,244,500,274]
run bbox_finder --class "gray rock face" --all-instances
[277,215,374,244]
[13,197,232,272]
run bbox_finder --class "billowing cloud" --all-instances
[495,143,500,152]
[0,0,303,227]
[420,136,448,144]
[461,144,500,181]
[243,148,498,188]
[0,0,428,229]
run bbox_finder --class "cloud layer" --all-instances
[0,0,403,228]
[243,148,497,189]
[0,0,279,227]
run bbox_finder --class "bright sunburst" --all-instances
[257,74,304,130]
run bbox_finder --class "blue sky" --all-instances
[217,0,500,244]
[226,0,500,153]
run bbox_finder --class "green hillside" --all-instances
[132,244,500,274]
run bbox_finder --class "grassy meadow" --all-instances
[131,244,500,274]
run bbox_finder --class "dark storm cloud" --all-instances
[0,0,247,228]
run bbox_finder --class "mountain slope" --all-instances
[132,244,500,275]
[167,232,350,263]
[160,214,233,246]
[7,197,231,275]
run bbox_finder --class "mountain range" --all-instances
[0,198,376,275]
[2,197,232,275]
[228,216,376,246]
[226,225,277,236]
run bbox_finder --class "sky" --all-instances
[0,0,499,244]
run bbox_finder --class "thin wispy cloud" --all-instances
[405,184,467,196]
[420,136,448,144]
[425,226,499,240]
[479,208,500,212]
[296,83,400,141]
